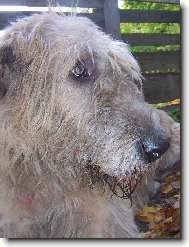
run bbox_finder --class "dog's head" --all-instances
[0,13,170,196]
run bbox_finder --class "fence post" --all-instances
[103,0,121,40]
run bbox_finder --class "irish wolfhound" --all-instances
[0,13,180,238]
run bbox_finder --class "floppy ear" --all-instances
[1,46,16,67]
[0,80,6,99]
[0,45,16,99]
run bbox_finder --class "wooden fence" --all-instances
[0,0,181,103]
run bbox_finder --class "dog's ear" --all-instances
[0,45,16,99]
[0,45,16,68]
[0,80,6,99]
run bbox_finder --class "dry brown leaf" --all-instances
[136,165,180,238]
[161,184,173,193]
[142,206,160,213]
[154,214,164,223]
[163,216,173,224]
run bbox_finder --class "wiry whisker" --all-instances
[85,164,143,201]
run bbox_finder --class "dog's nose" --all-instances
[142,138,170,163]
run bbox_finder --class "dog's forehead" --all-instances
[56,15,101,35]
[40,14,116,58]
[48,15,108,46]
[0,13,141,83]
[1,13,118,57]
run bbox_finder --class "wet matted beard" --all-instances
[85,164,144,201]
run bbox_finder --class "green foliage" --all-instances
[167,108,180,122]
[120,23,180,34]
[129,45,180,53]
[120,0,180,52]
[151,100,180,123]
[121,0,180,11]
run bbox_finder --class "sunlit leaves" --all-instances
[136,169,180,238]
[120,0,180,52]
[121,1,180,11]
[151,99,180,123]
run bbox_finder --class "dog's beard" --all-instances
[86,165,143,200]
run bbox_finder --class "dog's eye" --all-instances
[0,83,7,99]
[72,63,90,79]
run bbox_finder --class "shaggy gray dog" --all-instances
[0,13,180,238]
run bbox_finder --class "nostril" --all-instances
[142,138,170,163]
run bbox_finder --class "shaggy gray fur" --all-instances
[0,13,180,238]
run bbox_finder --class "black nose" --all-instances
[142,138,170,163]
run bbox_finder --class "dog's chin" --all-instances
[86,164,144,200]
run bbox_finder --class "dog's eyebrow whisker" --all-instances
[117,177,123,183]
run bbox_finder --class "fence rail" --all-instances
[120,10,180,23]
[0,0,180,6]
[143,73,180,103]
[135,51,180,73]
[0,9,181,35]
[0,0,181,103]
[122,33,180,46]
[0,0,104,8]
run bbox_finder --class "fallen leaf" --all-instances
[173,201,180,209]
[136,165,180,238]
[154,214,164,223]
[163,217,173,224]
[142,206,160,213]
[174,194,180,200]
[171,99,180,105]
[161,184,173,194]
